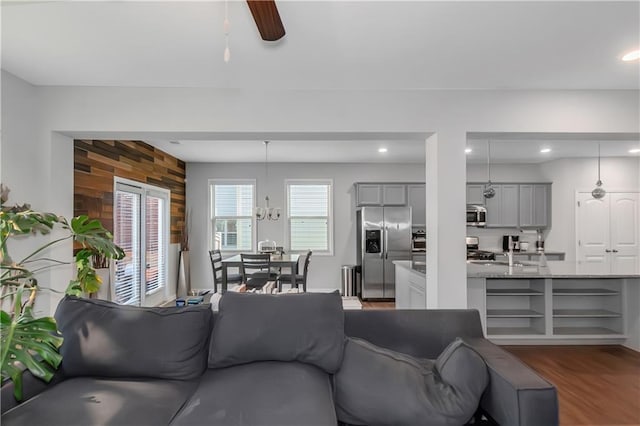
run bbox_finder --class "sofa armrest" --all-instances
[1,368,64,415]
[466,338,559,426]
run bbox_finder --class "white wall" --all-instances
[2,69,639,313]
[540,157,640,260]
[187,162,425,291]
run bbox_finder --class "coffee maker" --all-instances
[502,235,520,252]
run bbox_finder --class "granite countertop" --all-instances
[486,249,565,257]
[393,260,426,277]
[467,260,640,278]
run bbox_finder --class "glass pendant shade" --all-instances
[591,143,606,200]
[483,182,496,199]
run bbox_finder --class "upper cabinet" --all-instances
[466,184,486,205]
[355,183,409,206]
[356,184,383,205]
[485,184,519,227]
[519,184,550,228]
[382,184,407,205]
[407,184,426,226]
[468,182,552,229]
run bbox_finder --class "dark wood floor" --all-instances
[360,300,395,309]
[505,345,640,426]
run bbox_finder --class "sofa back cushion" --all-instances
[208,291,345,373]
[334,337,489,426]
[55,296,213,380]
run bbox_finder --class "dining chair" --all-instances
[240,253,277,290]
[277,250,312,292]
[209,250,242,293]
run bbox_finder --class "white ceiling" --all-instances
[2,1,639,90]
[3,1,639,163]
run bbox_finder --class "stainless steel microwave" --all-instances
[466,205,487,227]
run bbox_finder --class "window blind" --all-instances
[212,183,254,251]
[145,195,165,295]
[288,183,331,252]
[114,190,141,306]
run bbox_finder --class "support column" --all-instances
[425,131,467,308]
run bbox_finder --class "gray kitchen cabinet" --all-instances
[382,184,407,205]
[466,184,486,205]
[356,184,382,205]
[407,184,426,226]
[519,184,550,228]
[355,183,413,206]
[486,184,519,227]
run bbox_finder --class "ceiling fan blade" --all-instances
[246,0,286,41]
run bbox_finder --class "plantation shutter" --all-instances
[288,184,330,252]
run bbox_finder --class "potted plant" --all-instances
[0,184,124,400]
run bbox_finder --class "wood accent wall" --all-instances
[74,140,186,244]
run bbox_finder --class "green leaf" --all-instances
[0,304,63,401]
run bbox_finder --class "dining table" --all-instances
[220,253,300,293]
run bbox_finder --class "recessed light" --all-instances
[540,148,551,153]
[170,140,181,145]
[622,49,640,62]
[378,148,388,153]
[465,148,472,154]
[629,148,640,154]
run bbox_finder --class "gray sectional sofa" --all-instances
[1,293,558,426]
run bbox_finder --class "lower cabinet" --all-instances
[468,277,634,342]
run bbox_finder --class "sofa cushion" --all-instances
[1,377,199,426]
[208,291,344,373]
[171,361,337,426]
[334,337,489,426]
[55,296,213,380]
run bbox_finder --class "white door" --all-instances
[577,193,611,272]
[610,193,639,274]
[577,192,640,274]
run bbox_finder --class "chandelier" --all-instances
[254,141,281,221]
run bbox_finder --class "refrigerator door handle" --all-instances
[385,226,389,259]
[380,227,384,259]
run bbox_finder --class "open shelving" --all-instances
[485,279,546,336]
[551,279,624,336]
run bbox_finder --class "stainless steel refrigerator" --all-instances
[357,206,412,300]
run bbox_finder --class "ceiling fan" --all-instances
[246,0,286,41]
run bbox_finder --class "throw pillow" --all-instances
[208,291,345,373]
[334,337,489,426]
[55,295,213,380]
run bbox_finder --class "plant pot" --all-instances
[177,250,191,298]
[94,268,111,300]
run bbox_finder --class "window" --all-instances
[210,180,255,251]
[113,179,169,307]
[287,180,333,254]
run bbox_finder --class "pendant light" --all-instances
[483,139,496,199]
[254,141,281,221]
[591,142,606,199]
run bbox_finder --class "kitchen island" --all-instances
[467,260,640,350]
[393,260,426,309]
